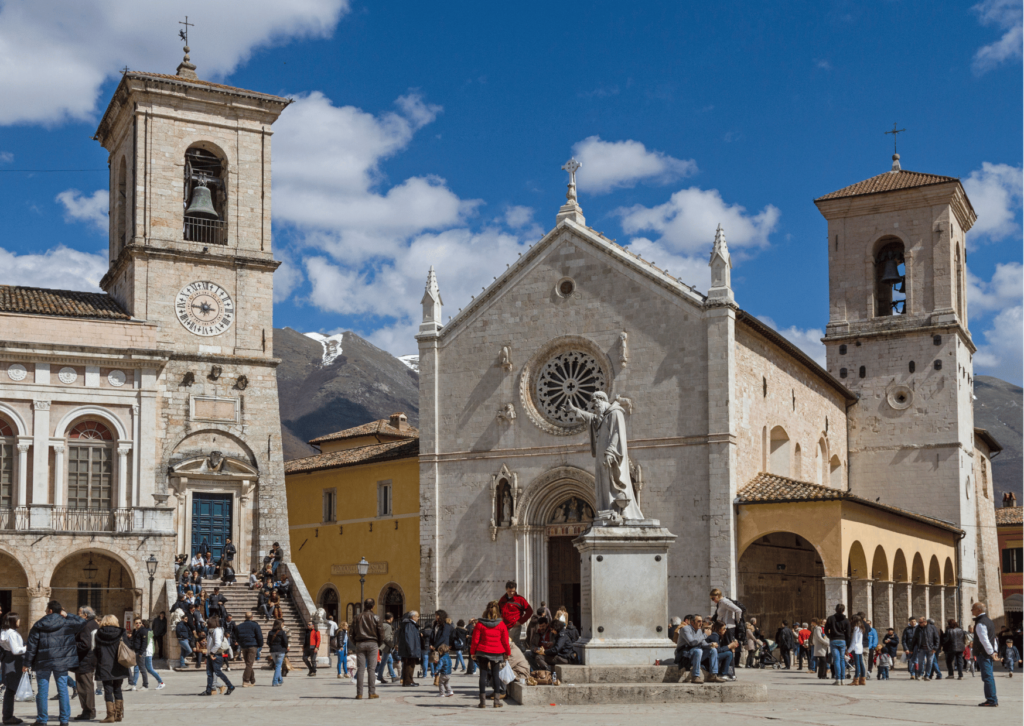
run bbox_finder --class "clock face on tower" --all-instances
[175,281,234,336]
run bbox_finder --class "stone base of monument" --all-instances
[506,665,769,705]
[572,523,677,666]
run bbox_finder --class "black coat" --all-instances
[267,628,289,654]
[131,626,149,654]
[94,626,131,682]
[74,618,100,673]
[175,620,191,641]
[235,620,264,649]
[224,543,236,562]
[775,627,795,650]
[824,613,851,644]
[431,621,453,649]
[943,627,965,653]
[151,616,167,639]
[25,612,86,673]
[397,616,422,659]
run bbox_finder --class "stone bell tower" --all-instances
[92,43,294,565]
[814,152,997,619]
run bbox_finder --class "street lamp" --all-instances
[145,555,158,618]
[357,557,369,611]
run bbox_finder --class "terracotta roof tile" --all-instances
[127,71,290,103]
[0,285,130,320]
[737,472,961,533]
[285,438,419,475]
[995,506,1023,527]
[816,169,958,202]
[308,416,419,445]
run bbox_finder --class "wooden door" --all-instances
[191,493,233,560]
[547,536,582,626]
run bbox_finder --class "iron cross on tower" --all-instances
[179,16,194,46]
[885,122,906,154]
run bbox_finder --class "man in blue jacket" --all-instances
[864,618,878,675]
[235,612,264,687]
[23,600,86,726]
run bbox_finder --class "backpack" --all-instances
[726,597,748,627]
[451,629,465,651]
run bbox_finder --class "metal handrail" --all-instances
[52,507,133,533]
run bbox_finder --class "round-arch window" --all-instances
[69,421,113,440]
[0,419,13,437]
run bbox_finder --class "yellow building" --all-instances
[285,413,419,623]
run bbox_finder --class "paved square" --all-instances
[12,664,1021,725]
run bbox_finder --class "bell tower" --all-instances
[815,154,989,612]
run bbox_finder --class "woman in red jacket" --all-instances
[470,601,510,709]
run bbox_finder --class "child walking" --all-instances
[1004,643,1019,677]
[876,647,891,680]
[436,644,454,697]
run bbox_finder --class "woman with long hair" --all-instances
[847,615,866,685]
[199,616,234,696]
[267,619,289,687]
[469,601,510,709]
[94,614,130,723]
[1,612,26,725]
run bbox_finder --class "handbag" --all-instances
[117,639,136,668]
[14,672,34,702]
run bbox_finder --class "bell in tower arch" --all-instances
[185,178,219,220]
[879,257,902,286]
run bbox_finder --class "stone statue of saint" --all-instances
[566,391,644,523]
[501,490,512,526]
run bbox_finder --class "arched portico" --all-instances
[513,466,595,622]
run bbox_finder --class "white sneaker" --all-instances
[831,679,840,685]
[156,683,166,690]
[129,685,137,691]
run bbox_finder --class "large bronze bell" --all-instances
[185,180,219,220]
[879,258,903,285]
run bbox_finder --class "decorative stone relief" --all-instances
[619,331,629,368]
[7,363,27,381]
[499,344,513,372]
[548,496,594,524]
[107,370,127,387]
[497,403,516,424]
[235,375,249,390]
[209,365,222,380]
[489,464,521,541]
[58,367,78,384]
[33,400,50,411]
[886,384,914,411]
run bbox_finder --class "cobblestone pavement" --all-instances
[11,664,1021,725]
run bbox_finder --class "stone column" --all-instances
[27,586,52,625]
[706,303,737,594]
[31,400,50,503]
[931,586,944,623]
[51,442,65,507]
[117,443,131,509]
[850,578,872,619]
[873,581,894,630]
[16,439,30,506]
[894,583,912,626]
[823,577,849,609]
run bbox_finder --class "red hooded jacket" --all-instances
[498,593,533,629]
[470,619,511,658]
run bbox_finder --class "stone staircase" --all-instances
[215,581,307,639]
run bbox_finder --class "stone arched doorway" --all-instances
[379,583,405,622]
[50,550,137,619]
[738,532,825,636]
[0,549,30,627]
[515,467,595,629]
[318,584,339,622]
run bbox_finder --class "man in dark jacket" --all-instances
[151,612,167,660]
[209,588,228,622]
[901,617,917,675]
[72,606,99,721]
[775,621,795,669]
[175,616,194,669]
[235,612,264,687]
[544,620,575,668]
[910,616,936,681]
[396,611,422,686]
[943,619,966,679]
[351,598,384,698]
[23,600,86,726]
[824,604,851,684]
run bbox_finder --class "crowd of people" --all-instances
[2,569,1019,721]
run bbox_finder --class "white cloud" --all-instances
[963,162,1023,243]
[56,188,109,232]
[972,0,1023,75]
[572,136,697,194]
[273,91,478,265]
[504,205,534,229]
[967,262,1023,315]
[0,151,12,163]
[0,1,350,125]
[273,250,303,303]
[0,245,107,291]
[626,237,711,292]
[615,187,780,254]
[974,305,1023,383]
[757,316,827,367]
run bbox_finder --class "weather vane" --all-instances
[179,15,194,46]
[885,122,906,154]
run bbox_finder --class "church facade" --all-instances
[0,52,297,626]
[417,155,1003,631]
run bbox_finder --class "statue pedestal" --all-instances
[573,524,677,665]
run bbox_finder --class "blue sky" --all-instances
[1,1,1021,383]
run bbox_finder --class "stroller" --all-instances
[757,639,783,670]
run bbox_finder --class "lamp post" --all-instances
[146,555,158,618]
[357,557,369,612]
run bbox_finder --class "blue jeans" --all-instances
[879,665,889,679]
[850,652,865,678]
[422,652,431,675]
[830,640,847,680]
[206,654,232,692]
[178,639,193,668]
[913,648,932,677]
[336,646,348,675]
[454,650,466,671]
[144,655,163,685]
[683,646,709,678]
[1005,648,1018,672]
[272,653,285,686]
[376,650,397,680]
[929,654,942,679]
[35,670,71,725]
[979,657,997,705]
[703,648,732,676]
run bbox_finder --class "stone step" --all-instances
[507,680,768,705]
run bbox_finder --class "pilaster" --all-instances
[31,400,50,504]
[706,303,737,594]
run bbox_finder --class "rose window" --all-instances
[535,351,606,424]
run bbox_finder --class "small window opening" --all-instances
[762,376,768,398]
[183,146,227,245]
[933,335,942,346]
[839,344,847,355]
[909,361,916,373]
[934,360,942,371]
[858,366,866,378]
[839,368,847,379]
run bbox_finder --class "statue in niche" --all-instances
[500,489,512,526]
[564,391,644,524]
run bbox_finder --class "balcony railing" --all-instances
[0,506,28,530]
[53,507,133,533]
[183,217,228,245]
